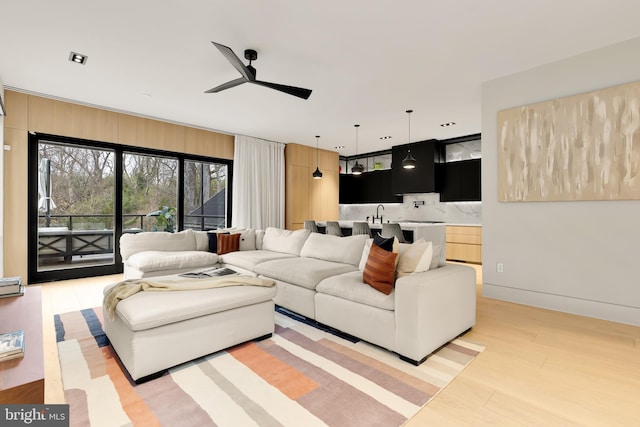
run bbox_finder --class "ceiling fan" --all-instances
[205,41,312,100]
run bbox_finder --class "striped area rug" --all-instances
[55,307,484,427]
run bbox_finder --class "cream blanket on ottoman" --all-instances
[104,275,275,319]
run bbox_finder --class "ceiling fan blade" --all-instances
[205,77,247,93]
[252,80,312,100]
[211,41,255,80]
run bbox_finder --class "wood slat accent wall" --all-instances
[285,143,339,230]
[2,90,234,281]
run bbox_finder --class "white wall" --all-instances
[482,37,640,326]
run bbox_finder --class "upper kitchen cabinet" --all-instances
[438,158,481,202]
[391,140,444,194]
[339,169,402,204]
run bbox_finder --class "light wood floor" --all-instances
[38,265,640,426]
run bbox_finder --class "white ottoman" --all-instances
[103,282,277,381]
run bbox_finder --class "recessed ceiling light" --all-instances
[379,136,392,140]
[440,122,456,127]
[334,145,345,150]
[68,51,88,65]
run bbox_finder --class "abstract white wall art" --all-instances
[498,80,640,201]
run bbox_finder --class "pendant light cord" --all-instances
[355,124,359,155]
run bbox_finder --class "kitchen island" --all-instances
[315,221,447,265]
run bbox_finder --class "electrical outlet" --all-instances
[496,262,504,273]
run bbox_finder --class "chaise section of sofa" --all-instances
[393,263,476,363]
[120,229,219,279]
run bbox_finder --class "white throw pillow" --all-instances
[193,231,209,251]
[255,229,265,250]
[396,238,433,278]
[300,233,367,267]
[262,227,311,256]
[430,244,442,269]
[238,229,257,251]
[359,239,373,271]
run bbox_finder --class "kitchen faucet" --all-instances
[373,204,385,224]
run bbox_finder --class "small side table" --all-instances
[0,286,44,403]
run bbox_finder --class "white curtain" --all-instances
[232,135,285,229]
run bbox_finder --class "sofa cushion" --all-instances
[239,229,257,251]
[316,271,395,311]
[207,231,229,253]
[218,233,240,255]
[220,250,296,271]
[363,244,398,295]
[397,238,433,278]
[126,250,219,273]
[255,257,357,290]
[120,230,197,260]
[359,237,399,271]
[300,233,367,267]
[256,230,265,250]
[262,227,310,256]
[111,284,277,331]
[193,231,209,251]
[431,244,443,270]
[373,234,395,252]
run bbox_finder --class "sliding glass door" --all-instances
[183,160,228,230]
[28,133,232,284]
[122,152,178,232]
[35,141,116,277]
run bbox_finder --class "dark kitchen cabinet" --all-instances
[438,159,481,202]
[391,140,444,194]
[339,169,402,204]
[339,173,361,203]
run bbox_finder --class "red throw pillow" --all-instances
[363,243,398,295]
[217,233,240,255]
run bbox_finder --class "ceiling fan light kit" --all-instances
[402,109,417,169]
[206,42,312,99]
[313,135,323,179]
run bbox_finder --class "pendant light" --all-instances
[351,124,364,175]
[312,135,323,179]
[402,109,417,169]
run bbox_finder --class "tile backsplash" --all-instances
[339,193,481,225]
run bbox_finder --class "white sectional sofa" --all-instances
[118,225,476,365]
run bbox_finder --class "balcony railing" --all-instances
[37,213,226,269]
[39,213,147,231]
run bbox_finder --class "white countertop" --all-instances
[317,221,446,229]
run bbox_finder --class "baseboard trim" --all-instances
[483,283,640,326]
